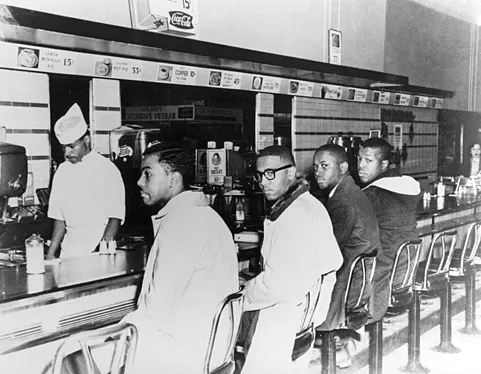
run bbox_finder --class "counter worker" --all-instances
[119,143,239,373]
[241,145,343,374]
[357,137,421,323]
[47,103,125,259]
[462,142,481,177]
[312,144,381,368]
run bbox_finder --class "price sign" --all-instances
[261,77,281,93]
[220,71,242,89]
[111,60,143,80]
[171,65,197,85]
[38,49,76,74]
[379,92,390,104]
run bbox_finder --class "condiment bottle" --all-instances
[25,233,45,274]
[236,197,245,222]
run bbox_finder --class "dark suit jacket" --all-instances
[317,175,381,331]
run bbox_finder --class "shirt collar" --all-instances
[154,190,209,219]
[328,175,345,198]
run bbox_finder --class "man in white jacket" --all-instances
[241,146,343,374]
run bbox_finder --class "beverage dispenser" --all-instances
[0,142,27,222]
[109,126,163,235]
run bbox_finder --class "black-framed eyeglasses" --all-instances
[254,164,292,183]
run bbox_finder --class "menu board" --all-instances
[379,92,391,104]
[394,93,411,106]
[207,70,242,89]
[347,88,367,102]
[321,84,343,100]
[0,41,447,109]
[413,96,428,107]
[288,80,314,97]
[261,76,281,93]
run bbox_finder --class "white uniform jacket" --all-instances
[242,187,343,374]
[48,151,125,258]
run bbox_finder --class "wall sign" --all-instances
[328,29,342,65]
[129,0,197,36]
[394,93,411,106]
[288,80,314,97]
[321,84,343,100]
[413,96,428,107]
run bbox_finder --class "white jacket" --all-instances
[242,189,342,374]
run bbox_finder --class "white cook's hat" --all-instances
[54,103,88,145]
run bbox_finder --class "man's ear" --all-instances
[381,159,389,172]
[83,134,91,148]
[340,161,349,174]
[169,170,183,189]
[287,166,297,180]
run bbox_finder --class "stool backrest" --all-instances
[297,276,324,333]
[460,222,481,266]
[204,289,245,374]
[51,323,138,374]
[291,275,326,361]
[342,251,377,330]
[419,231,457,290]
[388,239,423,307]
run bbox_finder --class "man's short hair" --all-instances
[143,142,195,189]
[258,145,296,166]
[361,138,393,162]
[315,144,348,164]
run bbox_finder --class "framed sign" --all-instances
[369,129,381,138]
[328,29,342,65]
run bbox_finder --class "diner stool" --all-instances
[369,240,424,374]
[448,222,481,335]
[51,323,138,374]
[383,239,424,373]
[315,251,377,374]
[291,276,324,362]
[234,276,327,373]
[412,230,460,364]
[205,288,245,374]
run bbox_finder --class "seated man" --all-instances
[312,144,381,367]
[357,138,421,323]
[119,144,239,373]
[241,146,343,374]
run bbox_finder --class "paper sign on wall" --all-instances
[207,149,226,185]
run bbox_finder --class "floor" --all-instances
[309,272,481,374]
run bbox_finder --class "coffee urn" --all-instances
[0,142,27,222]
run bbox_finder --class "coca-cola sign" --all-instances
[169,11,194,29]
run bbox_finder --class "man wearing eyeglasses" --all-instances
[241,145,343,374]
[47,103,125,259]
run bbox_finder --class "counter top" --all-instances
[416,194,481,220]
[0,249,147,305]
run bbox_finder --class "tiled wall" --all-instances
[89,79,122,157]
[292,96,438,185]
[255,93,274,152]
[0,69,51,204]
